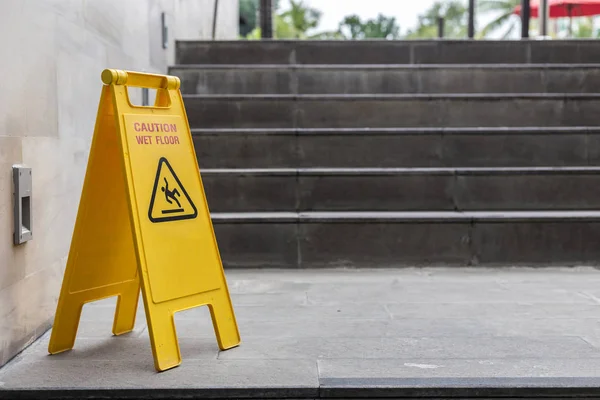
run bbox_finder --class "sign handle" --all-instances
[101,69,179,110]
[101,69,180,90]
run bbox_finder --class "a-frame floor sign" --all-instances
[48,69,241,372]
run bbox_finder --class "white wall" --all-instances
[0,0,238,367]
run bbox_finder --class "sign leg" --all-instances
[208,293,241,350]
[147,309,181,371]
[112,281,141,335]
[48,299,84,354]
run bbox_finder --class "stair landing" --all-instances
[2,267,600,399]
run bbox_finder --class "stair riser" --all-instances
[176,40,600,65]
[195,133,597,168]
[203,173,600,212]
[175,67,600,95]
[185,98,600,129]
[213,220,600,268]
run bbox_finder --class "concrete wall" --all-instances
[0,0,238,367]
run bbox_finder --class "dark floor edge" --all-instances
[320,377,600,398]
[0,387,317,400]
[6,378,600,400]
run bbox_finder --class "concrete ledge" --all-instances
[6,379,600,400]
[0,388,317,400]
[320,377,600,398]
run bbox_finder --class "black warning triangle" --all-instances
[148,157,198,223]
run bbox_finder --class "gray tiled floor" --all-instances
[2,267,600,393]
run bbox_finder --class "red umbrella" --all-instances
[513,0,600,36]
[514,0,600,18]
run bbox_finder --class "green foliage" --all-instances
[240,0,322,39]
[477,0,520,38]
[572,17,600,38]
[244,27,263,39]
[239,0,282,37]
[337,14,401,39]
[309,30,346,39]
[278,0,322,38]
[241,0,401,41]
[405,0,468,39]
[239,0,258,37]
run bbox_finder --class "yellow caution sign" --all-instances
[48,69,240,372]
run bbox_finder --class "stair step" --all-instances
[171,64,600,95]
[202,167,600,212]
[192,127,600,168]
[172,40,600,269]
[211,211,600,268]
[203,166,600,175]
[183,94,600,129]
[211,210,600,222]
[176,40,600,65]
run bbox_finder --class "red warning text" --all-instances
[134,122,177,133]
[135,135,180,145]
[156,135,180,145]
[136,135,153,144]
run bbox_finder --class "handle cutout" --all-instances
[125,86,171,109]
[128,87,157,107]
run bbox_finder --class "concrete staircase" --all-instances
[170,40,600,268]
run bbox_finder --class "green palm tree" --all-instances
[478,0,521,38]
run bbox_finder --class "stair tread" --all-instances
[201,167,600,176]
[171,63,600,70]
[211,211,600,222]
[179,38,598,43]
[176,39,600,66]
[191,126,600,135]
[183,93,600,100]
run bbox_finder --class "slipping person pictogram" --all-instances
[148,157,197,223]
[161,177,182,212]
